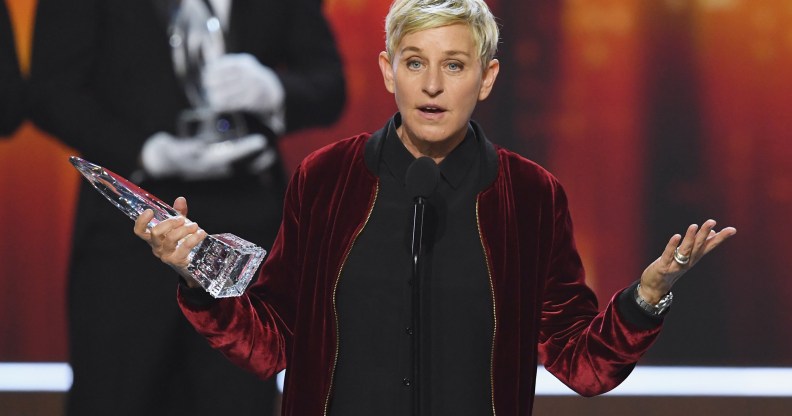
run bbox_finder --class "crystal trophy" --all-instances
[168,0,247,141]
[69,156,266,298]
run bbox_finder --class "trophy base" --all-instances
[187,233,266,298]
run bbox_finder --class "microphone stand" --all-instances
[411,194,427,416]
[406,156,437,416]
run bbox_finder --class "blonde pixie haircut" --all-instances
[385,0,499,69]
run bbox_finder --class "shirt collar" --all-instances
[382,113,478,190]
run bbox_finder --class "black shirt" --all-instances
[330,116,493,415]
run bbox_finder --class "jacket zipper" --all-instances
[475,198,497,416]
[323,182,379,415]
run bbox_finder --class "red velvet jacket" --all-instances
[178,121,663,415]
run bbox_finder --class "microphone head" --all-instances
[405,156,440,200]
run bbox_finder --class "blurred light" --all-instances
[536,366,792,396]
[0,363,72,392]
[3,363,792,397]
[277,369,285,392]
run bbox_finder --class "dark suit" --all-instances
[29,0,345,414]
[1,1,24,136]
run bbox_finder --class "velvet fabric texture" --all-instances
[178,120,663,415]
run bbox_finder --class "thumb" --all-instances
[173,196,189,217]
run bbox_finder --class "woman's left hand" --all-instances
[639,219,737,304]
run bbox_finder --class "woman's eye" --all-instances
[448,62,463,71]
[408,60,422,69]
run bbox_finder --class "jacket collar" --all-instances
[365,113,499,191]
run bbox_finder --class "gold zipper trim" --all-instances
[475,197,497,416]
[323,181,379,416]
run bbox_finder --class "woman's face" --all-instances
[379,23,499,159]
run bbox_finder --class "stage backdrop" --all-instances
[1,0,790,367]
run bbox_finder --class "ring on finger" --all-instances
[673,247,690,265]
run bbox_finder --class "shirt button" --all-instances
[402,378,412,387]
[405,327,414,335]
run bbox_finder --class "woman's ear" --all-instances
[478,58,500,101]
[378,51,396,94]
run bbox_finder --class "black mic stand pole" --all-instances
[406,156,438,416]
[411,195,427,416]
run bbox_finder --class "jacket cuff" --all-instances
[176,277,217,308]
[617,281,665,330]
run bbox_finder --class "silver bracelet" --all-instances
[634,284,673,316]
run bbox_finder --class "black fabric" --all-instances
[0,1,25,136]
[28,0,345,415]
[178,278,218,308]
[617,281,666,329]
[330,115,493,415]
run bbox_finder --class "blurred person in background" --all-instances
[28,0,345,415]
[1,0,25,136]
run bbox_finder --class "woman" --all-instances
[135,0,736,414]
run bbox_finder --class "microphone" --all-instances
[406,156,440,202]
[405,156,439,268]
[404,156,438,416]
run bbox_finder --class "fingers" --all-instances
[134,206,207,270]
[204,53,257,87]
[168,229,207,269]
[134,209,155,241]
[150,216,195,249]
[661,233,683,266]
[702,226,737,256]
[691,219,717,259]
[672,219,737,267]
[249,148,277,174]
[203,134,266,164]
[645,219,736,295]
[671,223,699,266]
[148,216,203,264]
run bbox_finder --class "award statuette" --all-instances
[69,156,265,298]
[168,0,247,142]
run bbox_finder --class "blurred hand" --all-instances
[134,197,206,287]
[141,132,268,180]
[203,53,285,116]
[639,219,737,304]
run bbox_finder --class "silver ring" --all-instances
[673,247,690,265]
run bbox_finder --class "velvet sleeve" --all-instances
[537,178,663,396]
[177,164,306,379]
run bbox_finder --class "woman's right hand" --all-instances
[133,196,207,286]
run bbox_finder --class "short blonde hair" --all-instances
[385,0,499,69]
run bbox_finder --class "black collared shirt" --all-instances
[330,116,493,415]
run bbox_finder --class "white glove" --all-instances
[141,132,271,180]
[203,53,285,117]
